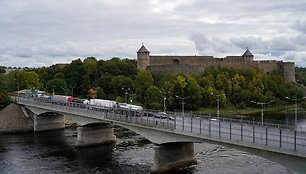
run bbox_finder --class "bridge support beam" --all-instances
[34,113,65,132]
[150,142,197,173]
[75,123,117,148]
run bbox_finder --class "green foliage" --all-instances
[27,57,302,112]
[11,71,42,90]
[46,79,67,95]
[0,90,11,109]
[135,70,153,102]
[63,59,85,96]
[144,86,163,109]
[296,67,306,86]
[111,75,134,99]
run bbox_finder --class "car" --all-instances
[154,112,167,119]
[210,118,219,121]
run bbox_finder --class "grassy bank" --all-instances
[195,104,306,120]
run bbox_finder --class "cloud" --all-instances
[295,20,306,34]
[0,0,306,67]
[189,31,306,66]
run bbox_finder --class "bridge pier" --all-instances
[34,113,65,132]
[150,142,197,173]
[75,123,117,148]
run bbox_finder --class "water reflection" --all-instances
[0,127,302,174]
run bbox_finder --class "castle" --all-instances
[137,45,295,82]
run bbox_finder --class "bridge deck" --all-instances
[16,96,306,158]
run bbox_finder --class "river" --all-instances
[0,127,305,174]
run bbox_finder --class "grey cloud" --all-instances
[295,20,306,34]
[189,32,306,66]
[0,0,306,67]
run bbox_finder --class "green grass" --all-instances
[194,104,306,120]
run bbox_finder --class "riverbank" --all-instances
[0,103,77,134]
[0,103,33,133]
[196,104,306,120]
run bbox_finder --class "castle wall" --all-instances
[150,56,215,66]
[138,46,295,82]
[148,60,295,82]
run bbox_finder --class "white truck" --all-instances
[89,99,117,108]
[118,103,143,117]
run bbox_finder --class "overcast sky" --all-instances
[1,0,306,67]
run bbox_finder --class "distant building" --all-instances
[137,45,295,82]
[1,67,32,74]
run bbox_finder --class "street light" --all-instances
[52,85,56,96]
[122,88,130,103]
[251,100,274,126]
[286,96,306,129]
[211,93,224,120]
[70,85,75,97]
[175,95,188,117]
[160,90,169,113]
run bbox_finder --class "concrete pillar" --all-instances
[34,113,65,132]
[75,123,117,148]
[150,142,197,173]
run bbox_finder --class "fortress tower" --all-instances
[242,48,254,62]
[137,44,150,70]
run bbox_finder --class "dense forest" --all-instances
[0,57,305,111]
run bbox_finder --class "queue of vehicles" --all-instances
[24,90,173,120]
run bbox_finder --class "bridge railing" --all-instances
[16,96,306,155]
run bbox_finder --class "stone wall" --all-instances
[0,103,33,133]
[147,55,295,82]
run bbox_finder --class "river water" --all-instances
[0,127,305,174]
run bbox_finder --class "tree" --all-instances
[110,75,134,99]
[0,90,11,109]
[83,57,97,83]
[135,70,153,102]
[185,76,202,109]
[80,75,91,97]
[63,59,85,96]
[46,79,67,95]
[144,86,163,109]
[12,71,42,90]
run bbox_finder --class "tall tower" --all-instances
[242,48,254,62]
[137,44,150,70]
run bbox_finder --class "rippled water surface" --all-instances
[0,127,304,174]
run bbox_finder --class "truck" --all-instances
[89,99,117,108]
[51,95,73,103]
[118,103,144,117]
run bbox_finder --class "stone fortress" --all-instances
[137,44,295,82]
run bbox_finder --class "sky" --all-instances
[1,0,306,67]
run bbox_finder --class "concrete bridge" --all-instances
[16,96,306,173]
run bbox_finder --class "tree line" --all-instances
[0,57,305,111]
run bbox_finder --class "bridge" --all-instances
[16,96,306,173]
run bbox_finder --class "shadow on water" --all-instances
[219,142,306,174]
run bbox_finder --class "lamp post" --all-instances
[160,90,169,113]
[211,93,224,120]
[122,88,130,103]
[52,85,56,96]
[163,96,166,112]
[175,95,188,117]
[286,96,306,129]
[70,85,75,97]
[251,100,274,126]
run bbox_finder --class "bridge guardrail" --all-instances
[16,96,306,156]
